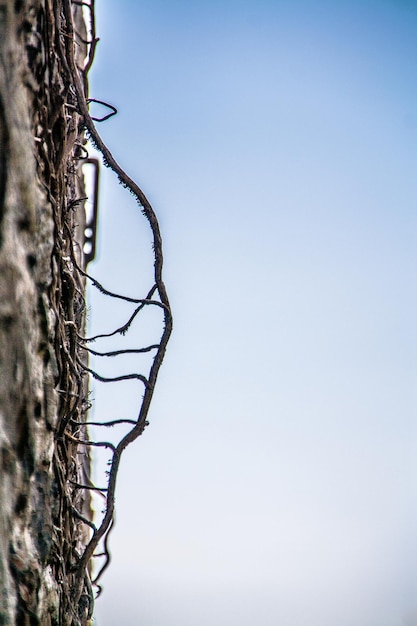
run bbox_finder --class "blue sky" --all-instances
[86,1,417,624]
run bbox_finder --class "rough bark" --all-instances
[0,1,93,624]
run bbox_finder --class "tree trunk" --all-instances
[0,1,93,624]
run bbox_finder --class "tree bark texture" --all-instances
[0,2,93,624]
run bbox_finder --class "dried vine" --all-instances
[60,0,173,611]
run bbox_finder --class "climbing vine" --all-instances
[62,0,173,609]
[36,0,172,622]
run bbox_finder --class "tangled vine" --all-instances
[59,0,172,616]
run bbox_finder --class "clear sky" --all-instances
[86,1,417,625]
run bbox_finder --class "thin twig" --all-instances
[81,344,159,357]
[70,418,138,427]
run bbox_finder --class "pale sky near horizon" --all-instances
[85,1,417,625]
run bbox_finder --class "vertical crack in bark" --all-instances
[0,93,7,246]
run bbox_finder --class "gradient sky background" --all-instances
[84,1,417,624]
